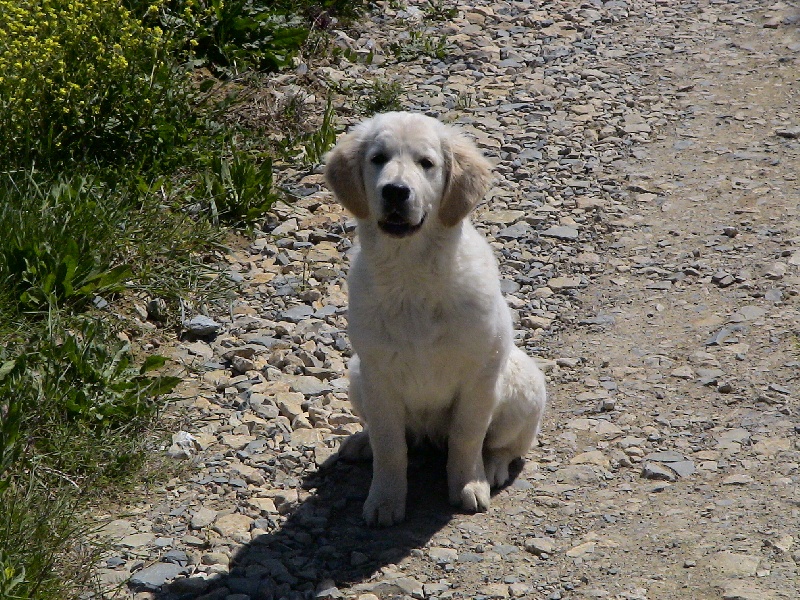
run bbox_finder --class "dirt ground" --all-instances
[92,2,800,599]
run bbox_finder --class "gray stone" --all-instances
[129,563,188,591]
[541,225,579,240]
[707,551,760,577]
[281,305,316,322]
[184,315,222,337]
[191,507,218,529]
[429,546,458,564]
[119,533,155,548]
[525,537,556,556]
[97,519,136,539]
[496,222,532,240]
[641,462,677,482]
[286,375,333,396]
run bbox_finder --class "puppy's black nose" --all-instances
[382,184,411,209]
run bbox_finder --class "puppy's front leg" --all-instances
[447,385,494,512]
[358,376,408,526]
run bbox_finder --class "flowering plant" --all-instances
[0,0,187,166]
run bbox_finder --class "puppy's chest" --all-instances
[360,290,473,350]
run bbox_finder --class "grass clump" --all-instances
[0,318,179,598]
[0,169,202,597]
[388,27,451,62]
[357,79,405,116]
[0,175,133,312]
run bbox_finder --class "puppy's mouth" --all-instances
[378,213,426,238]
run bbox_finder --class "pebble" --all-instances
[525,537,556,557]
[183,315,222,337]
[129,563,189,591]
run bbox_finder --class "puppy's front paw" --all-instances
[450,479,490,513]
[363,484,406,527]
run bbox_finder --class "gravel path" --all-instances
[90,1,800,599]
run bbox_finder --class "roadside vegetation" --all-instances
[0,0,366,597]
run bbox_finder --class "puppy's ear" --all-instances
[325,130,369,219]
[439,133,492,227]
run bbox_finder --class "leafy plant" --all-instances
[422,0,458,21]
[0,360,23,497]
[0,550,26,599]
[389,27,451,62]
[358,79,405,116]
[0,174,133,313]
[0,0,192,168]
[134,0,309,77]
[0,317,178,598]
[201,146,280,224]
[3,242,132,312]
[36,328,180,432]
[301,97,338,165]
[455,89,475,110]
[276,97,338,165]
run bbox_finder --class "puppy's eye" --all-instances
[419,157,435,170]
[371,153,388,166]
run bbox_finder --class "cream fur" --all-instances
[325,112,546,526]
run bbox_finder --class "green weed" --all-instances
[0,318,179,597]
[422,0,458,21]
[389,27,451,62]
[358,79,405,116]
[276,97,338,166]
[201,146,281,224]
[0,174,132,313]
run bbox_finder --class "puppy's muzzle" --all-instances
[378,184,425,238]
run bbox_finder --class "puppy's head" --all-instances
[325,112,491,237]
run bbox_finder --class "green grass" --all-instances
[358,79,405,116]
[388,27,451,62]
[0,0,368,595]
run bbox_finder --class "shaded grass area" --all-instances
[0,0,367,597]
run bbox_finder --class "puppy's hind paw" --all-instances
[484,453,512,488]
[338,431,373,461]
[451,480,491,513]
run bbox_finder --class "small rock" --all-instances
[212,513,254,544]
[119,533,155,548]
[541,225,579,240]
[722,474,753,485]
[183,315,222,337]
[566,541,596,558]
[547,276,582,290]
[641,462,677,482]
[775,126,800,139]
[428,547,458,564]
[496,222,532,240]
[129,563,188,591]
[191,507,218,530]
[525,537,556,556]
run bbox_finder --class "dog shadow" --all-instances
[156,444,512,599]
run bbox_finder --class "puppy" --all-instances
[325,112,546,526]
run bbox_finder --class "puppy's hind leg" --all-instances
[339,431,373,461]
[484,347,547,488]
[447,381,495,512]
[338,356,373,461]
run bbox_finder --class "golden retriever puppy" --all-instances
[325,112,546,526]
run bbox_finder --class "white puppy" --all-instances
[325,112,546,526]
